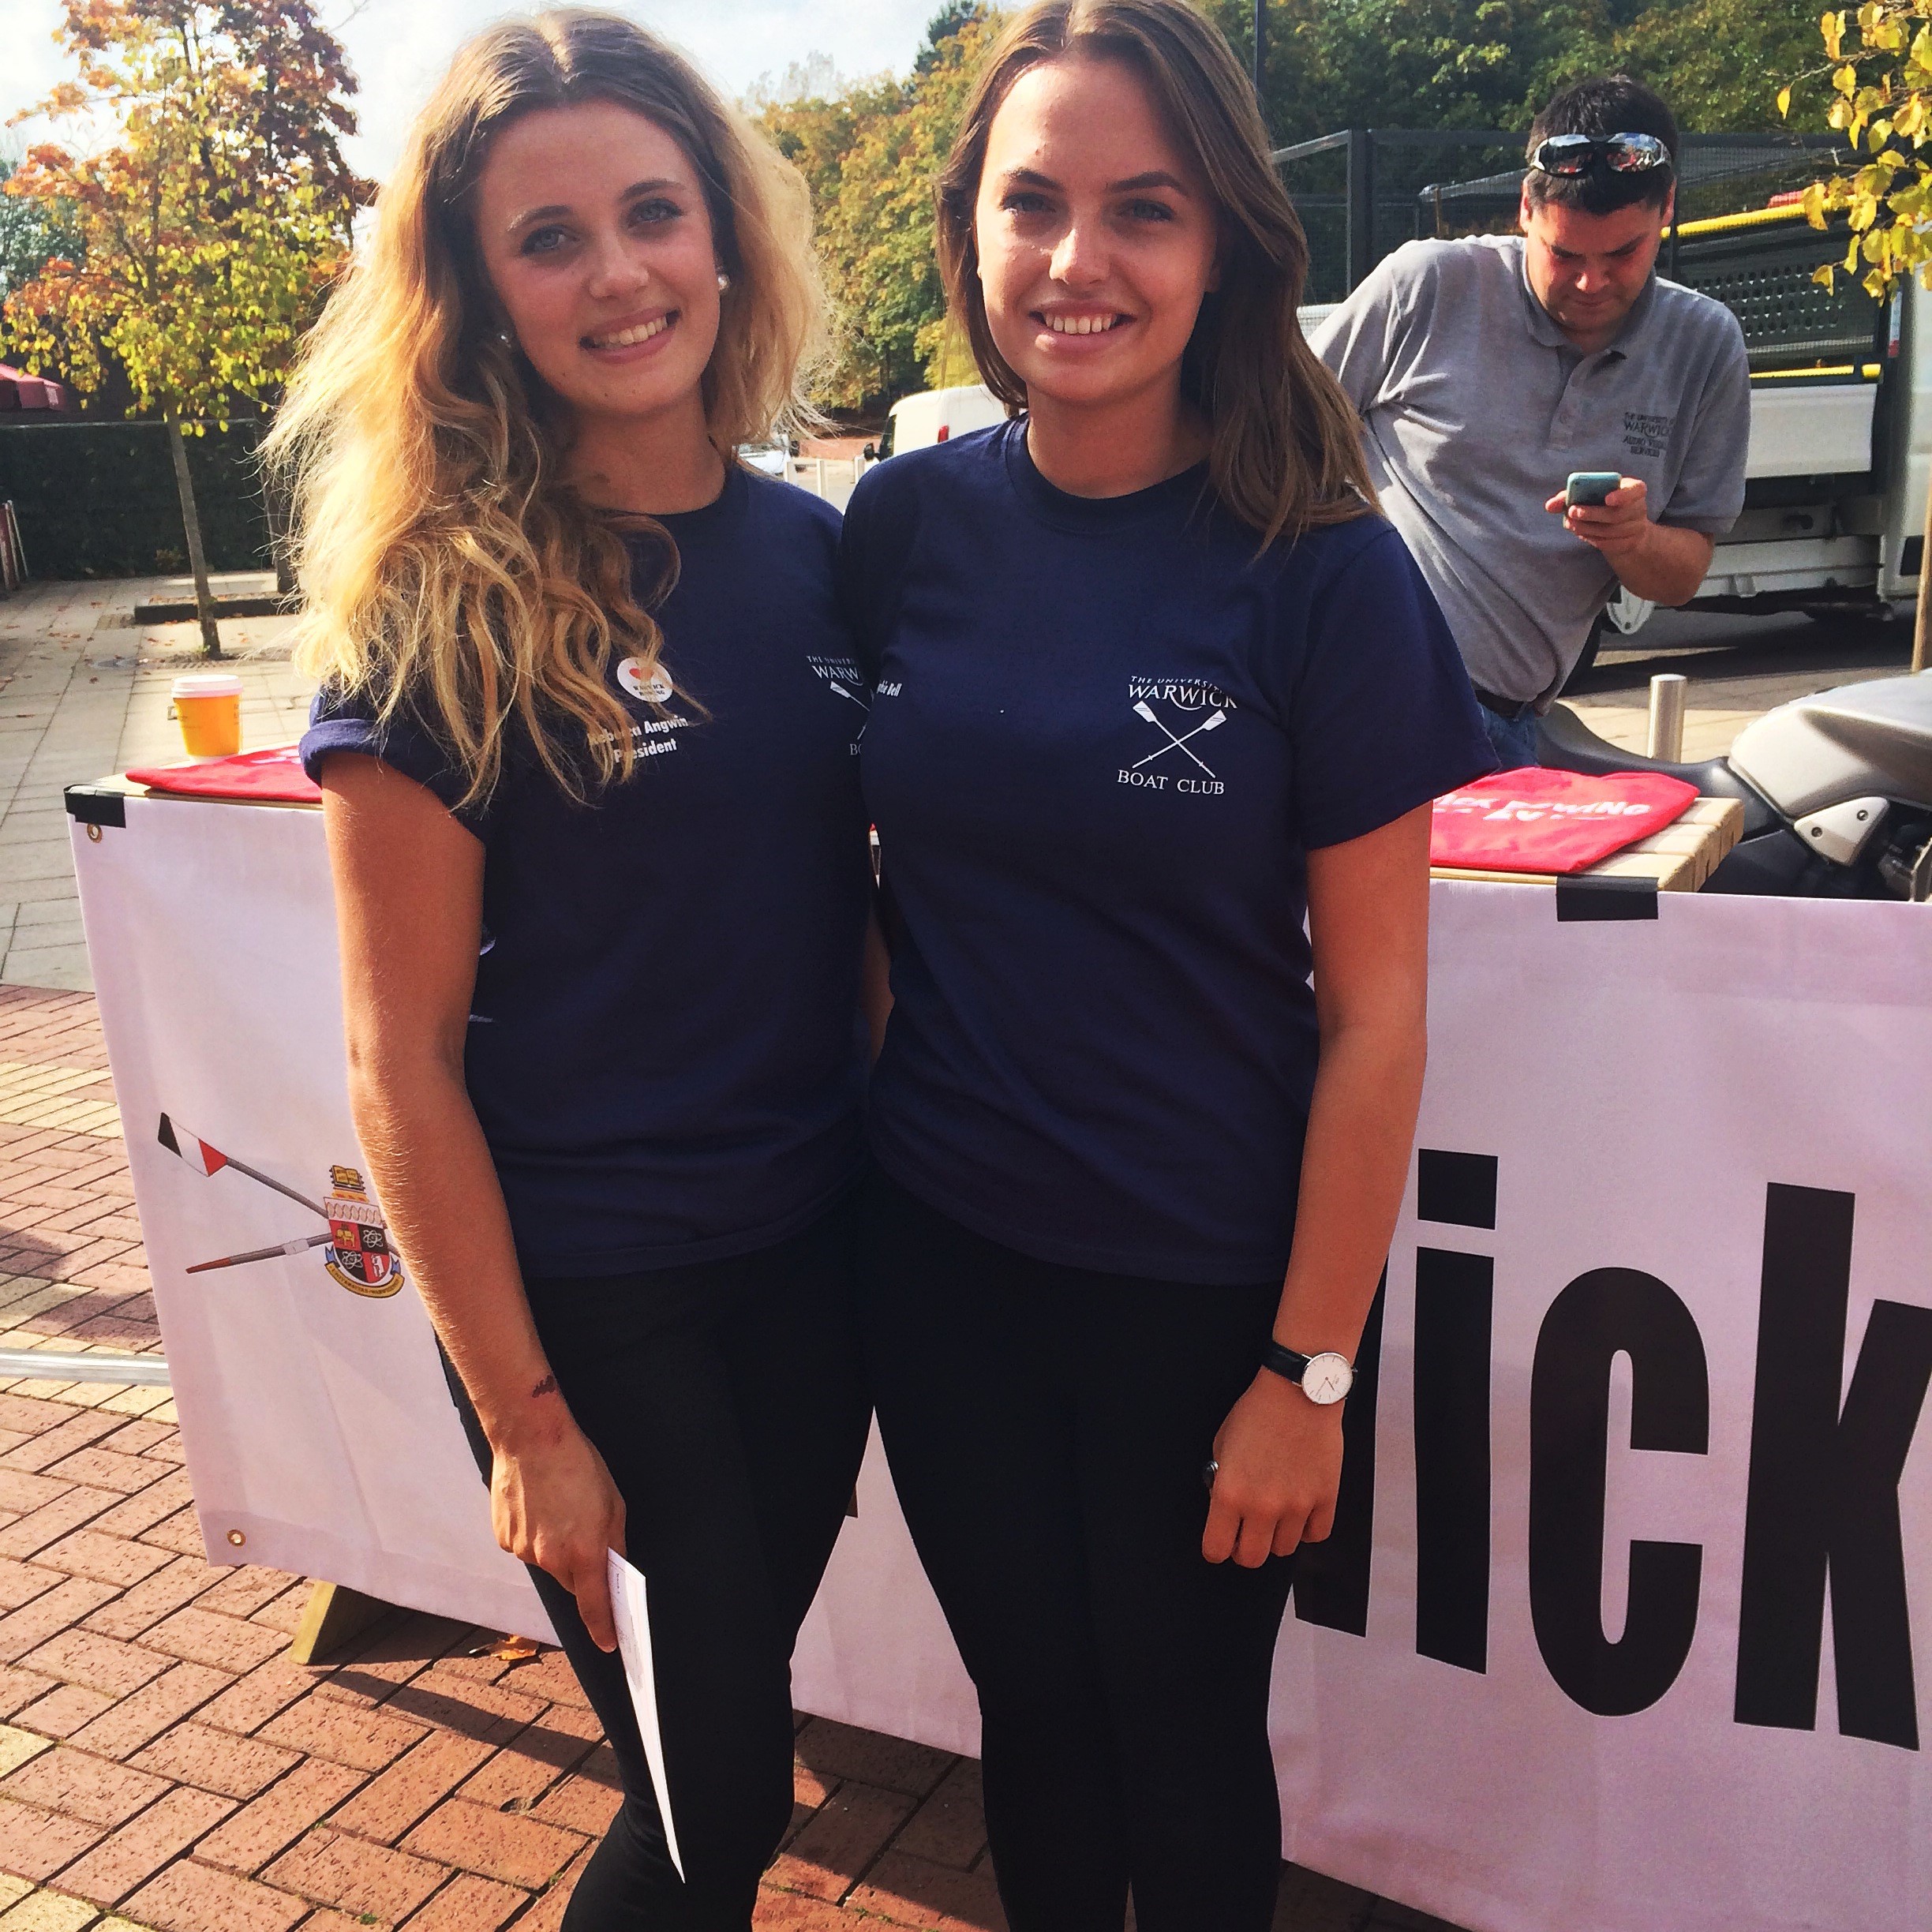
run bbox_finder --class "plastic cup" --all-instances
[172,672,243,758]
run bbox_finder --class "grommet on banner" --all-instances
[227,1530,245,1546]
[86,823,102,842]
[1555,875,1659,922]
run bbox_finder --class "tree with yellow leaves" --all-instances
[3,0,362,653]
[762,7,996,417]
[1784,1,1932,663]
[1782,2,1932,298]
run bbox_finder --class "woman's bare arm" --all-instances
[321,753,624,1647]
[1203,801,1432,1567]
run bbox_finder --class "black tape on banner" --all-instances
[1417,1149,1498,1230]
[64,785,125,829]
[1555,875,1658,922]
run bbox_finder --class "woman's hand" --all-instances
[489,1421,627,1651]
[1202,1372,1343,1567]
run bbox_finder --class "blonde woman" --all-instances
[843,3,1495,1926]
[267,13,874,1925]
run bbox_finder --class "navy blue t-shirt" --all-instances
[302,465,872,1277]
[841,421,1495,1284]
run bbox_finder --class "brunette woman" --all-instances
[841,5,1496,1928]
[267,13,875,1926]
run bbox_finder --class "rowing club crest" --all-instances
[158,1114,404,1300]
[324,1167,399,1297]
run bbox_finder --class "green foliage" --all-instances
[762,13,996,414]
[1598,0,1821,133]
[0,0,364,423]
[917,4,991,72]
[1202,0,1822,141]
[0,161,84,305]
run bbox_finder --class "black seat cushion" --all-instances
[1534,703,1780,839]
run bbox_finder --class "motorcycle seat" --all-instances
[1534,702,1781,840]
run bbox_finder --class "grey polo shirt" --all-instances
[1309,234,1751,709]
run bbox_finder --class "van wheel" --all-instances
[1604,586,1655,635]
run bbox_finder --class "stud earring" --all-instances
[716,268,731,291]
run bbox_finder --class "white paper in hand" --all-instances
[605,1547,685,1879]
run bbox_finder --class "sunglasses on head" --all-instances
[1528,133,1672,177]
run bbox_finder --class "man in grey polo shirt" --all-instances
[1310,74,1751,764]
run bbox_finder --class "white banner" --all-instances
[71,796,1932,1932]
[72,796,549,1641]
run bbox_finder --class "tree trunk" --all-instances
[165,416,223,660]
[263,471,296,598]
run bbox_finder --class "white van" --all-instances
[885,383,1009,455]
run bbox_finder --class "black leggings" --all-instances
[859,1170,1296,1932]
[449,1196,869,1930]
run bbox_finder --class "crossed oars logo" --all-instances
[156,1114,403,1298]
[1131,699,1226,775]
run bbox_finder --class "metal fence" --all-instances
[1274,128,1856,309]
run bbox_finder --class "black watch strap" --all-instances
[1260,1341,1314,1386]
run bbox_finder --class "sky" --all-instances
[2,0,942,181]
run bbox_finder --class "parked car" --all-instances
[736,440,789,478]
[882,384,1009,456]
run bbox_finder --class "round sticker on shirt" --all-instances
[617,657,674,703]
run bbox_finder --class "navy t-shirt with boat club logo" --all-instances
[841,420,1495,1285]
[301,464,872,1278]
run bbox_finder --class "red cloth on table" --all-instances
[1430,766,1698,874]
[125,744,321,804]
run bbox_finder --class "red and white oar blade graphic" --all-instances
[154,1115,328,1217]
[158,1114,227,1178]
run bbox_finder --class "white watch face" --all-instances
[1301,1352,1354,1405]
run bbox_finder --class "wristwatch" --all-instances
[1260,1341,1354,1405]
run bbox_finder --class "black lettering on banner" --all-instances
[1528,1268,1709,1716]
[1415,1247,1493,1672]
[1735,1184,1932,1750]
[1417,1149,1497,1230]
[1294,1273,1384,1635]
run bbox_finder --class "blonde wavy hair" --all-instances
[264,9,827,804]
[934,0,1374,547]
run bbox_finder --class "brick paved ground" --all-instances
[0,983,1451,1932]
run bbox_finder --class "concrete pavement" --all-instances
[1563,602,1917,759]
[0,575,313,994]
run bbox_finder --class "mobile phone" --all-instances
[1566,471,1623,507]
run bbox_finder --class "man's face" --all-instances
[1518,184,1672,349]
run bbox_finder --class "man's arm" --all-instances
[1543,481,1714,605]
[1547,307,1750,607]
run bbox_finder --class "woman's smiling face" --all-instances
[473,98,722,431]
[972,51,1219,415]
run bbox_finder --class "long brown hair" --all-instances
[933,0,1372,545]
[264,9,826,805]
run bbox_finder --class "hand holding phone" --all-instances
[1565,471,1623,508]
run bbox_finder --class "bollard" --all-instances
[1646,673,1687,762]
